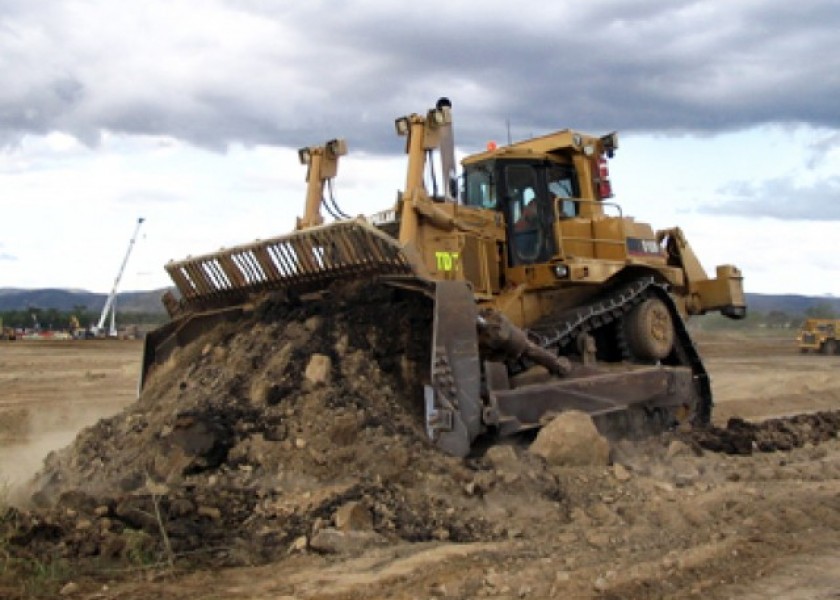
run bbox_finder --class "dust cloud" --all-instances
[0,403,124,506]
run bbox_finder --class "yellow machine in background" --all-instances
[0,317,15,341]
[141,99,746,456]
[797,319,840,354]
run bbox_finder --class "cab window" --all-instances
[547,164,579,218]
[463,167,497,209]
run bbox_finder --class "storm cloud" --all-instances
[2,0,839,153]
[708,176,840,220]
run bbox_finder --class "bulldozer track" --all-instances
[526,277,713,425]
[529,277,652,350]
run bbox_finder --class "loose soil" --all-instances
[1,293,839,599]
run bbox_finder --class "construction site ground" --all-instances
[1,327,839,599]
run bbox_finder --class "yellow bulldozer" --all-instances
[141,99,745,456]
[796,318,840,354]
[0,317,16,341]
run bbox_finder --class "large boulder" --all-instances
[304,353,332,386]
[309,528,385,554]
[529,411,610,466]
[334,501,373,531]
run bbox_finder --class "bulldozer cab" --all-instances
[463,158,583,267]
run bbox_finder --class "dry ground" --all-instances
[0,340,142,503]
[1,330,839,599]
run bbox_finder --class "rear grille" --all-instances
[167,220,413,310]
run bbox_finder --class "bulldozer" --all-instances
[0,317,16,341]
[796,318,840,354]
[140,99,746,457]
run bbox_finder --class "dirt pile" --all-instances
[4,282,840,595]
[3,283,560,568]
[682,411,840,455]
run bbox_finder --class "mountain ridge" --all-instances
[0,288,171,314]
[1,288,838,317]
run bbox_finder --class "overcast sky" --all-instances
[2,0,840,299]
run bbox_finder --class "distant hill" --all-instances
[0,288,170,314]
[0,288,837,318]
[744,293,840,315]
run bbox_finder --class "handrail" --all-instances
[551,197,628,259]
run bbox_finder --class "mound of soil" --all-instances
[682,412,840,455]
[4,283,559,567]
[4,280,840,592]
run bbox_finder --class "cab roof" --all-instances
[461,129,606,166]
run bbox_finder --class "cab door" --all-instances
[499,162,554,266]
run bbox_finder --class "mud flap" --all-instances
[424,281,482,457]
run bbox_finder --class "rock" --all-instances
[169,498,195,517]
[59,581,80,596]
[485,445,519,469]
[304,316,323,332]
[75,519,92,531]
[334,501,373,531]
[594,573,614,592]
[570,507,592,526]
[305,354,332,386]
[309,528,385,554]
[529,411,610,466]
[329,414,360,446]
[99,533,126,558]
[556,531,578,544]
[429,583,448,597]
[334,333,349,355]
[483,569,504,589]
[58,490,99,515]
[197,506,222,520]
[666,440,693,459]
[289,535,308,553]
[115,500,158,532]
[674,467,699,487]
[654,481,675,494]
[584,531,612,549]
[612,463,632,481]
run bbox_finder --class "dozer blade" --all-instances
[486,364,701,440]
[166,219,414,314]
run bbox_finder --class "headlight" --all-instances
[428,107,449,127]
[297,147,311,165]
[553,263,569,278]
[394,117,410,136]
[326,138,347,158]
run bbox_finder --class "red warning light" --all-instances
[487,141,497,151]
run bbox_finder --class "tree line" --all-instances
[0,306,166,331]
[3,301,836,333]
[692,301,838,331]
